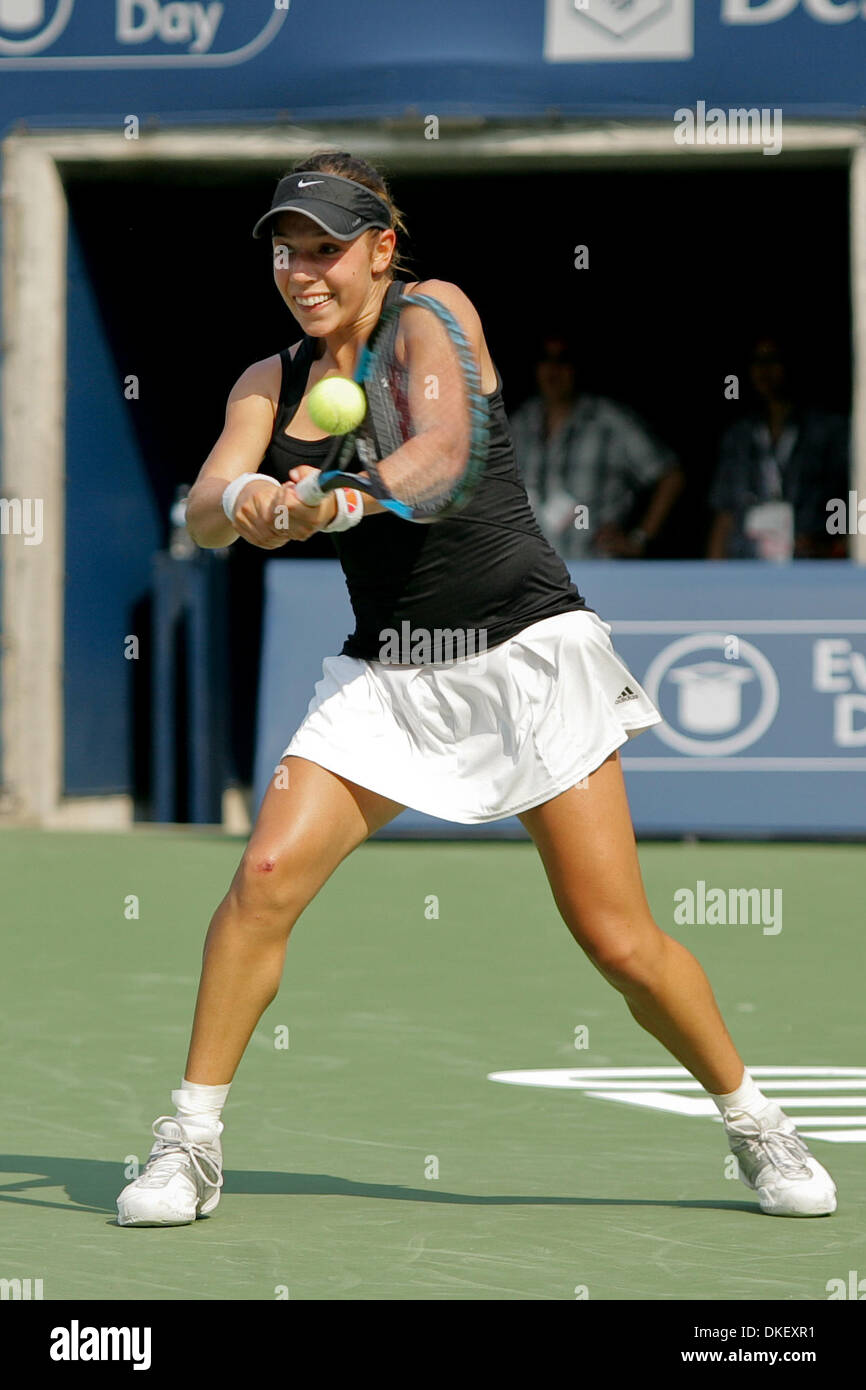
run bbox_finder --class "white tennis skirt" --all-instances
[281,609,662,824]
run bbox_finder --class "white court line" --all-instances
[487,1067,866,1140]
[561,1079,866,1092]
[559,1067,866,1077]
[800,1130,866,1143]
[739,1096,866,1108]
[758,1116,866,1126]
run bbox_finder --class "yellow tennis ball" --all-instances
[307,377,367,435]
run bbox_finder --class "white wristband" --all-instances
[322,487,364,533]
[222,473,281,524]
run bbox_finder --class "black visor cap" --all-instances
[252,170,392,241]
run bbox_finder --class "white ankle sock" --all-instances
[708,1068,773,1119]
[172,1078,231,1131]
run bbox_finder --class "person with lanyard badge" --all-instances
[509,336,684,560]
[708,336,849,561]
[746,414,798,562]
[116,154,837,1227]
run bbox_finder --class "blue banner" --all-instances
[0,2,865,129]
[254,560,866,839]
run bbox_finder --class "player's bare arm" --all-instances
[407,278,498,397]
[186,356,336,548]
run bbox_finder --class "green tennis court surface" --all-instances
[1,829,863,1301]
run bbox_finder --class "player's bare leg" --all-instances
[519,751,742,1093]
[117,758,404,1225]
[519,752,836,1216]
[184,757,405,1084]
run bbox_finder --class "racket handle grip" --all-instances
[294,471,325,506]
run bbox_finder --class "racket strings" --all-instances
[362,301,484,516]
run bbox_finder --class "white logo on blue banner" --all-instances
[488,1066,866,1143]
[643,633,780,756]
[0,0,289,66]
[544,0,694,61]
[722,0,866,24]
[577,0,675,39]
[0,0,72,54]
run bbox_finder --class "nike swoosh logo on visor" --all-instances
[297,179,324,188]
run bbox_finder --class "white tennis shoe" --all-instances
[116,1115,224,1226]
[724,1104,837,1217]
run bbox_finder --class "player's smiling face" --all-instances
[271,211,397,336]
[271,211,392,334]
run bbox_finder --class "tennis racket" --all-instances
[293,292,490,522]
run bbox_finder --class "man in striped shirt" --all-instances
[509,336,684,560]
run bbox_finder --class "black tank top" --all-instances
[261,279,588,661]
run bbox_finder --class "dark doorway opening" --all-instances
[63,155,852,796]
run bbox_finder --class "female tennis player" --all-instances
[117,152,836,1226]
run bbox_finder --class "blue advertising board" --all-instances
[0,2,865,128]
[254,559,866,838]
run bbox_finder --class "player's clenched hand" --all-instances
[229,479,290,549]
[278,466,338,541]
[231,474,334,548]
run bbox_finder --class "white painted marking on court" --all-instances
[800,1130,866,1143]
[487,1066,866,1142]
[773,1116,866,1126]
